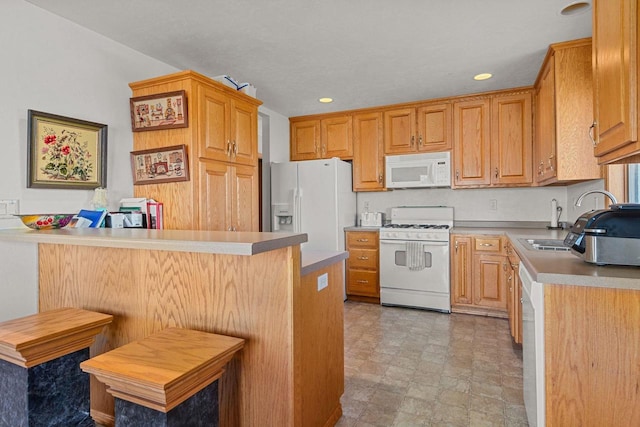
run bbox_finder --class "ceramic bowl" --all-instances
[15,214,75,230]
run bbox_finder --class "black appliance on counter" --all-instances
[564,204,640,266]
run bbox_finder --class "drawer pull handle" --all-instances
[356,238,369,242]
[356,280,369,284]
[479,243,494,247]
[358,256,369,260]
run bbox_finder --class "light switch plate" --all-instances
[0,199,19,218]
[317,273,328,291]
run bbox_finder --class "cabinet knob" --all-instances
[589,121,597,146]
[233,141,238,156]
[322,144,326,156]
[455,169,460,180]
[494,167,499,179]
[226,141,232,156]
[418,135,423,146]
[378,174,383,184]
[411,135,415,147]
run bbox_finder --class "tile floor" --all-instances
[337,301,529,427]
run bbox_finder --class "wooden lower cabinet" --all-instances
[345,230,379,303]
[451,234,508,317]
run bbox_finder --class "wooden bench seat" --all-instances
[80,327,244,425]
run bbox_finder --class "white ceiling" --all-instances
[25,0,592,117]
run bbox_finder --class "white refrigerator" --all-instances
[271,158,356,253]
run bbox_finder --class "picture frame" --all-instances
[130,144,189,185]
[130,90,188,131]
[27,110,108,189]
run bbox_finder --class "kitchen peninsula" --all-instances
[0,228,347,427]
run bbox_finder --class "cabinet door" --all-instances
[290,119,320,160]
[199,161,232,231]
[231,164,259,231]
[473,253,507,309]
[592,0,638,158]
[321,116,353,159]
[453,98,492,187]
[417,103,452,152]
[199,87,231,162]
[491,92,532,185]
[230,98,258,166]
[384,108,417,154]
[353,112,385,191]
[451,235,473,305]
[535,57,557,182]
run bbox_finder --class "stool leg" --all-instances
[115,380,219,427]
[0,348,92,427]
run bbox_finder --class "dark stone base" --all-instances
[0,348,92,427]
[115,380,219,427]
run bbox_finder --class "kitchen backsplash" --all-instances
[356,179,605,225]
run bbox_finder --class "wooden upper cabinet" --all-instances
[491,92,532,185]
[534,38,600,184]
[290,119,320,160]
[353,112,385,191]
[453,98,492,187]
[290,115,352,160]
[321,115,353,159]
[384,103,452,154]
[417,103,453,152]
[384,108,417,154]
[592,0,640,164]
[199,85,257,166]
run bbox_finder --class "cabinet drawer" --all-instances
[347,248,378,270]
[347,270,379,297]
[474,237,502,253]
[346,231,379,249]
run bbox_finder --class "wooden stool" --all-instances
[80,327,244,427]
[0,307,113,427]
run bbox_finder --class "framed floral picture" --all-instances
[129,90,188,131]
[130,144,189,185]
[27,110,108,189]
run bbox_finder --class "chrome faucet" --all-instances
[574,190,618,207]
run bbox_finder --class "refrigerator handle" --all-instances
[294,188,302,233]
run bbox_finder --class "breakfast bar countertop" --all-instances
[452,226,640,290]
[0,228,308,256]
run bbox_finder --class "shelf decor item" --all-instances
[27,110,108,189]
[130,90,188,131]
[130,144,189,185]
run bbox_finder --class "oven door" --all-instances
[379,239,450,293]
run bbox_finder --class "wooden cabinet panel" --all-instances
[534,39,601,183]
[491,92,532,185]
[230,98,258,166]
[290,119,320,160]
[417,103,452,152]
[322,116,353,159]
[473,254,507,309]
[451,235,472,305]
[345,230,379,301]
[384,108,417,154]
[198,86,231,163]
[200,161,258,231]
[451,234,507,316]
[232,164,259,231]
[453,98,492,187]
[592,0,639,163]
[353,112,385,191]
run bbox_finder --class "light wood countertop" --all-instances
[0,228,307,256]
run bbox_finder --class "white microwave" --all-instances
[385,151,451,189]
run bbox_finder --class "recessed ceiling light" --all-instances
[474,73,493,81]
[318,97,333,103]
[560,1,591,16]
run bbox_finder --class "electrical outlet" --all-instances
[489,199,498,211]
[317,273,328,291]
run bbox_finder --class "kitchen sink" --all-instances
[520,238,571,251]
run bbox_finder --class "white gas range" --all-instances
[379,206,453,312]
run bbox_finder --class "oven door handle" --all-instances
[380,241,449,246]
